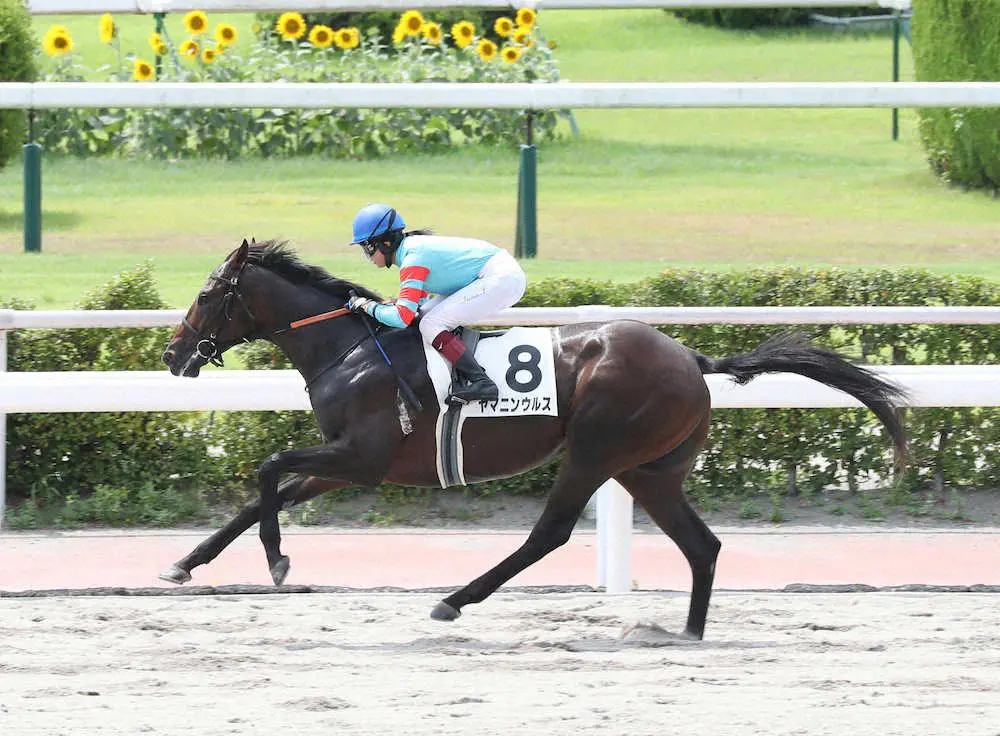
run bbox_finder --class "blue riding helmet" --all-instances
[350,203,406,246]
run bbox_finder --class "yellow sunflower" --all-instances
[201,47,217,64]
[275,12,306,40]
[308,24,334,49]
[184,10,208,35]
[501,45,520,64]
[133,59,154,81]
[334,27,360,50]
[99,13,115,45]
[214,23,237,46]
[180,39,200,58]
[476,38,497,62]
[149,32,164,53]
[451,21,475,49]
[422,22,442,45]
[494,16,514,37]
[392,23,406,44]
[515,8,536,28]
[155,42,168,56]
[400,10,424,36]
[42,27,73,56]
[513,26,533,47]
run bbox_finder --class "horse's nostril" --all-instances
[162,350,175,366]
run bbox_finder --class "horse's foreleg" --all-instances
[255,441,389,586]
[159,475,340,585]
[431,457,601,621]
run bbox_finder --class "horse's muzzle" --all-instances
[162,346,205,378]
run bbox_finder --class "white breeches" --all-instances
[418,250,527,344]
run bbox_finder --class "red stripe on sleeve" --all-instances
[397,305,417,325]
[399,286,428,303]
[400,265,430,283]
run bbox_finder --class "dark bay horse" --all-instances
[161,240,907,639]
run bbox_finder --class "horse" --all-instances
[160,239,907,640]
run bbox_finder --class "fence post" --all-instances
[1,327,7,531]
[891,9,901,141]
[515,111,538,259]
[23,111,42,254]
[596,479,632,592]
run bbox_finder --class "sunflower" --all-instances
[476,38,497,62]
[513,26,533,47]
[201,47,217,64]
[134,59,154,81]
[515,8,536,28]
[99,13,115,45]
[334,27,360,50]
[42,27,73,56]
[392,23,406,44]
[501,46,520,64]
[155,42,168,56]
[422,21,442,45]
[400,10,424,36]
[308,24,334,49]
[494,16,514,37]
[180,39,200,58]
[148,32,164,53]
[451,21,475,49]
[214,23,237,46]
[275,12,306,40]
[184,10,208,35]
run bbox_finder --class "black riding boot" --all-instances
[450,350,499,403]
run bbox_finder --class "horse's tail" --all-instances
[693,330,909,458]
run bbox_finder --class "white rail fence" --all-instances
[26,0,912,15]
[4,305,1000,590]
[5,82,1000,110]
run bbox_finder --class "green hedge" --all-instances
[5,266,1000,527]
[0,0,37,169]
[912,0,1000,191]
[670,6,887,29]
[3,265,217,526]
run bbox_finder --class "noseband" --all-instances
[179,260,258,367]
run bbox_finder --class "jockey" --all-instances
[345,203,527,404]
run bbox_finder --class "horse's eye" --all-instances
[198,293,208,305]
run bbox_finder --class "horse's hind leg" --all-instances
[615,418,720,640]
[431,455,605,621]
[158,475,341,584]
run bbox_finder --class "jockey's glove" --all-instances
[346,296,377,315]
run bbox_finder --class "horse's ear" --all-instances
[234,238,250,264]
[251,237,256,245]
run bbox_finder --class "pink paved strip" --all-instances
[1,527,998,592]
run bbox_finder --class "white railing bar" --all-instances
[5,306,1000,330]
[3,82,996,112]
[2,366,1000,413]
[26,0,912,16]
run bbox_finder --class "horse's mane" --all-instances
[241,240,383,302]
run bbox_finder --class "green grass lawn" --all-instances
[3,9,999,308]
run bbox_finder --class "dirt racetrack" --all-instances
[1,589,998,736]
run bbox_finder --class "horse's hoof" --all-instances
[158,565,191,585]
[430,601,461,621]
[270,556,290,586]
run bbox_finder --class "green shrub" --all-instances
[0,0,37,168]
[912,0,1000,191]
[37,11,561,159]
[670,6,886,29]
[3,264,216,523]
[8,266,1000,527]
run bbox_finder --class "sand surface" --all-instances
[2,589,998,736]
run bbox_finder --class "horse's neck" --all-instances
[258,278,366,380]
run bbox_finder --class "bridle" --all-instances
[179,259,259,367]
